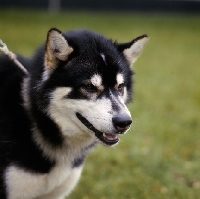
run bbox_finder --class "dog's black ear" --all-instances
[45,28,73,69]
[117,35,149,66]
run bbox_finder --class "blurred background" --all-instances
[0,1,200,199]
[1,0,200,13]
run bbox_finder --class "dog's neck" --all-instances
[31,122,97,165]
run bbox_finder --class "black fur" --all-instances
[0,55,54,197]
[0,29,134,198]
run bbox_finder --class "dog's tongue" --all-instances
[104,133,119,141]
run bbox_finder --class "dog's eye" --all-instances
[117,83,124,96]
[82,84,97,93]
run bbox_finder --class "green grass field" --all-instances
[0,9,200,199]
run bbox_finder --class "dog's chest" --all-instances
[5,162,82,199]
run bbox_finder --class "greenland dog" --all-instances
[0,28,148,199]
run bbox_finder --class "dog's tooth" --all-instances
[103,133,106,137]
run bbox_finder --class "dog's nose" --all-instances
[112,116,132,133]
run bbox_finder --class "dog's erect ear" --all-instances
[117,35,149,66]
[45,28,73,69]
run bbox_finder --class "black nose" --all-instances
[112,116,132,133]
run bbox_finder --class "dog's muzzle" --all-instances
[76,112,132,146]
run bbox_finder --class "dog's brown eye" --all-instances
[83,84,97,93]
[117,83,124,96]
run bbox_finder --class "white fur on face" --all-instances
[91,74,102,87]
[100,53,107,65]
[122,87,128,103]
[116,73,128,103]
[116,73,124,85]
[48,87,115,142]
[48,71,132,145]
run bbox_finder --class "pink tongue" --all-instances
[105,133,119,141]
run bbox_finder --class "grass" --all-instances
[0,9,200,199]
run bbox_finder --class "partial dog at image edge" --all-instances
[0,28,148,199]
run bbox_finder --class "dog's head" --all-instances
[31,28,148,147]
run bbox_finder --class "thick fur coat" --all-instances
[0,28,148,199]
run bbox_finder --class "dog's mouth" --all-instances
[76,112,119,146]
